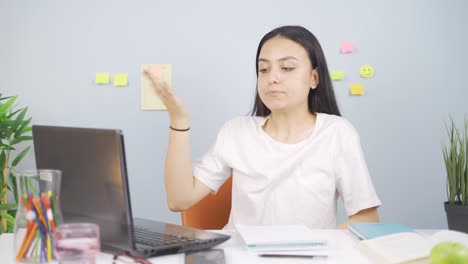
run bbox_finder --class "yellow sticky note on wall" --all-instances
[331,71,345,81]
[141,64,172,110]
[350,84,365,95]
[95,73,110,84]
[113,74,128,86]
[360,64,374,78]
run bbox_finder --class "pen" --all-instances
[259,254,327,259]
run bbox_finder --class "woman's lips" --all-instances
[267,90,284,96]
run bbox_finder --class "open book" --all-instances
[356,230,468,264]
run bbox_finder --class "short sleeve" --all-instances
[193,122,232,193]
[334,122,381,216]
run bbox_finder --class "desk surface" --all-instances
[0,229,436,264]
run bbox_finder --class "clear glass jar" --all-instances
[13,169,63,264]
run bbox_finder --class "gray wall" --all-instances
[1,0,467,228]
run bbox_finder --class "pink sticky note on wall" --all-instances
[340,41,355,54]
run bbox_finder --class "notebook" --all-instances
[348,222,414,240]
[32,125,230,257]
[235,224,329,256]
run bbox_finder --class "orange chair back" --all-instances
[181,177,232,230]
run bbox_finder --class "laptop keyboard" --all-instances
[133,226,199,247]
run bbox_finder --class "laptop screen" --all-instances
[32,125,135,250]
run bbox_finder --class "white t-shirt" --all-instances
[193,113,381,229]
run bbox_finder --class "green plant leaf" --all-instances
[464,117,468,205]
[15,117,32,138]
[0,146,14,151]
[10,136,33,146]
[0,95,13,101]
[0,212,15,229]
[11,107,27,135]
[0,94,31,225]
[0,204,17,210]
[9,170,18,204]
[11,146,31,167]
[443,116,468,205]
[0,219,4,233]
[444,118,459,204]
[7,209,17,219]
[6,108,22,119]
[0,152,5,190]
[22,127,32,133]
[0,150,6,167]
[0,120,15,139]
[7,217,14,232]
[0,96,17,117]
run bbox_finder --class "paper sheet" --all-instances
[141,64,172,110]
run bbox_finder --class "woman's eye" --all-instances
[282,67,295,71]
[259,68,268,73]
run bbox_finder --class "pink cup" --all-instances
[54,223,100,264]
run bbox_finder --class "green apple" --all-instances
[430,241,468,264]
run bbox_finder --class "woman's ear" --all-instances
[310,69,319,89]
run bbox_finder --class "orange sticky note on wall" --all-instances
[350,84,364,95]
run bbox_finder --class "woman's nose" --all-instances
[268,69,281,84]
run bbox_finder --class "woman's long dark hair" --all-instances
[251,26,341,117]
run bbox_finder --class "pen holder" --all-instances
[13,169,63,264]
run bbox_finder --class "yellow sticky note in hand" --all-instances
[331,71,345,81]
[141,64,172,110]
[350,84,364,95]
[95,73,110,84]
[113,74,128,86]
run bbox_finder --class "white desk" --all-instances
[1,229,433,264]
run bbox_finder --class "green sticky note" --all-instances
[113,73,128,86]
[95,73,110,84]
[331,71,345,81]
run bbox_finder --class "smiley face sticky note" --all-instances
[141,64,172,110]
[360,64,374,78]
[95,73,110,84]
[331,71,345,81]
[340,41,355,54]
[113,73,128,86]
[350,84,364,95]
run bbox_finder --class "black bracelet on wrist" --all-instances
[169,126,190,132]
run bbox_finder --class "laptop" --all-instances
[32,125,230,257]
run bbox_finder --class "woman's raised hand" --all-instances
[144,66,189,126]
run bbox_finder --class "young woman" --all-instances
[144,26,381,229]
